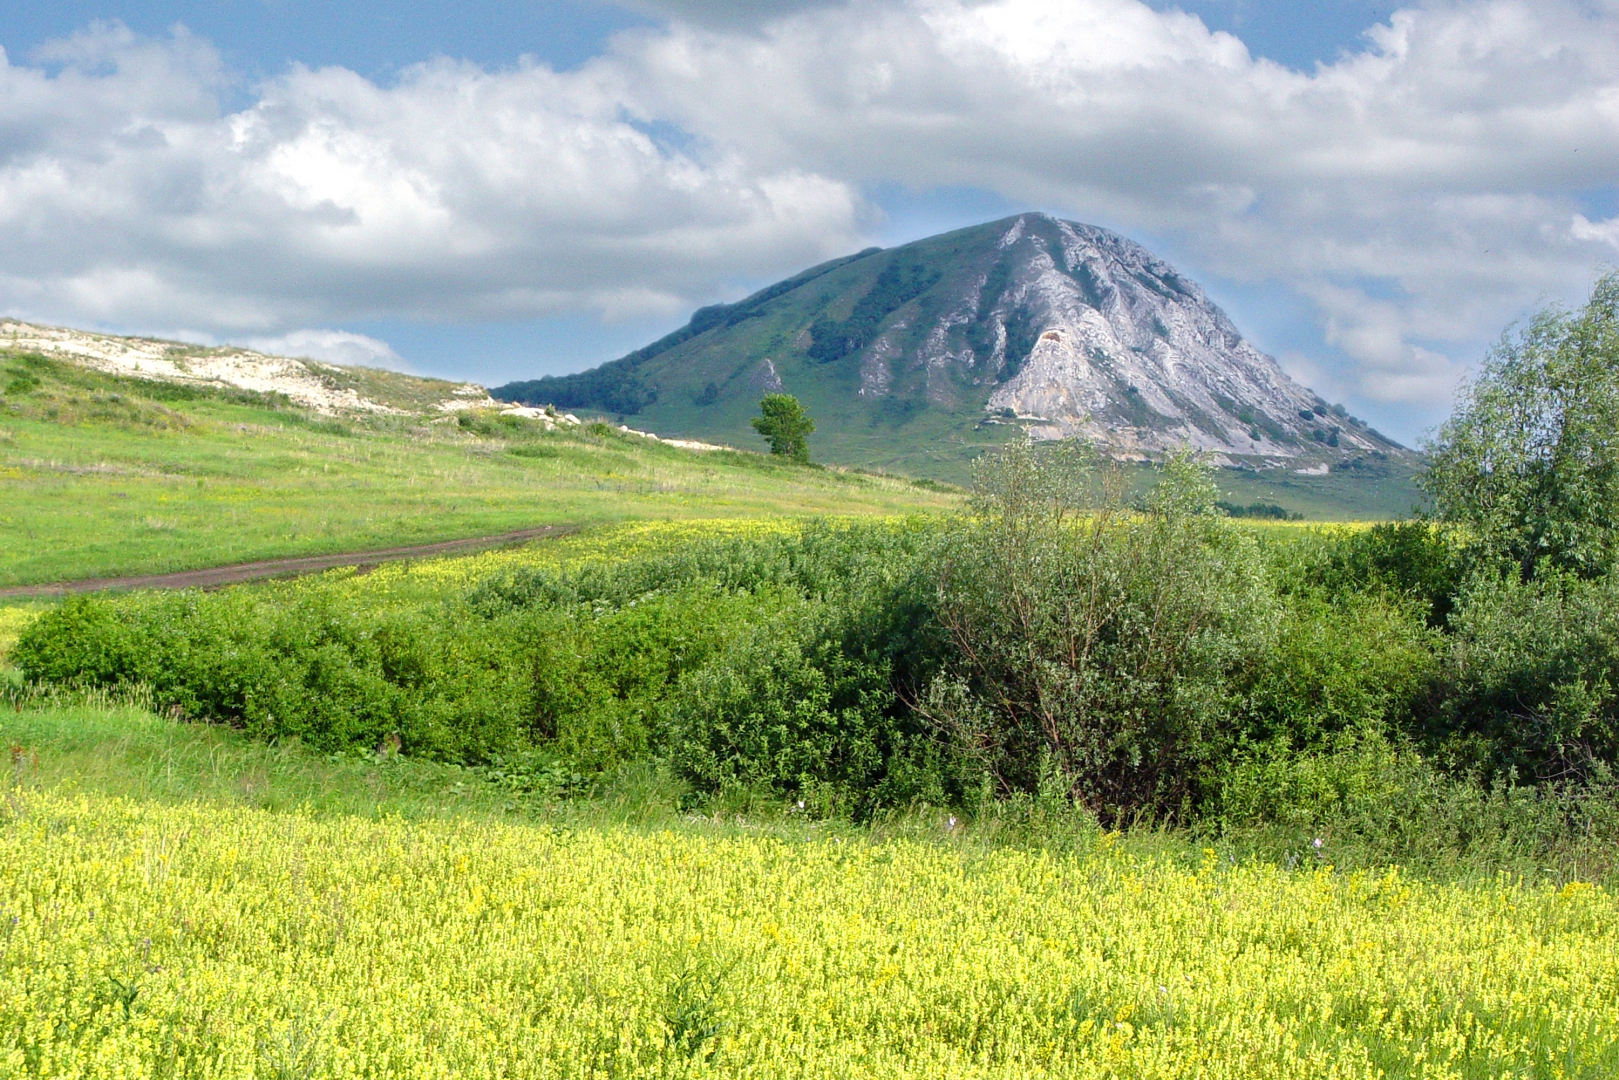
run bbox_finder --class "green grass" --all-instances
[1,700,538,822]
[0,353,955,586]
[1208,460,1426,521]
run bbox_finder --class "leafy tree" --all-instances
[1422,272,1619,580]
[751,394,814,461]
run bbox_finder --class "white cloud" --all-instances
[1,2,1618,432]
[1573,213,1619,250]
[0,22,863,334]
[239,329,408,370]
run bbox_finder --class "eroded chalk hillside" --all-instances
[0,320,492,416]
[496,213,1407,479]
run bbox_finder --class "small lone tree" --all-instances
[751,394,814,461]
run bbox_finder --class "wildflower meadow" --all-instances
[4,787,1616,1078]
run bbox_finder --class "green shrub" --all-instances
[1215,732,1442,849]
[1240,590,1440,751]
[531,585,790,771]
[1435,568,1619,782]
[14,591,535,761]
[1319,521,1464,626]
[1214,732,1619,881]
[926,446,1275,818]
[666,607,939,816]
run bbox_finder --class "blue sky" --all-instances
[1,2,1397,75]
[1,1,1616,444]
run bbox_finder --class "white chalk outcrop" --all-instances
[0,320,485,415]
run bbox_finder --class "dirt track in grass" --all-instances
[0,524,577,598]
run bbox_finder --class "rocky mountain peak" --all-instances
[863,212,1391,460]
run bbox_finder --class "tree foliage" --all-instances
[751,394,814,461]
[1422,272,1619,580]
[806,257,940,364]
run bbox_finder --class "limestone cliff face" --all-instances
[895,213,1384,459]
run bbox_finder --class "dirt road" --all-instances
[0,525,576,598]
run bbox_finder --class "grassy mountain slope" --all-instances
[0,349,955,587]
[497,221,1023,479]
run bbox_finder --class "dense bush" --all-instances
[663,538,949,816]
[528,584,785,770]
[924,447,1275,818]
[1240,590,1440,751]
[1321,520,1463,626]
[1212,730,1619,879]
[14,591,537,761]
[1436,568,1619,783]
[666,607,907,814]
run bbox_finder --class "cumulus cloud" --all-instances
[2,1,1618,432]
[1573,213,1619,250]
[239,329,408,370]
[0,21,863,334]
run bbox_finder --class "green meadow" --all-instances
[0,350,954,587]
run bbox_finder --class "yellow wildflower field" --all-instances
[353,516,807,595]
[4,790,1616,1078]
[260,514,1373,611]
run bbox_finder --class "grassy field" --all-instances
[9,327,1617,1077]
[0,352,955,587]
[3,701,1617,1078]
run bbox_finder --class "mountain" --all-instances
[493,213,1406,481]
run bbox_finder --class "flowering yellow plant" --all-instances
[312,517,856,606]
[3,789,1614,1077]
[0,603,38,663]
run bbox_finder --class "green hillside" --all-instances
[497,222,1014,479]
[0,349,955,587]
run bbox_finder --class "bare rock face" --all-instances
[953,215,1379,459]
